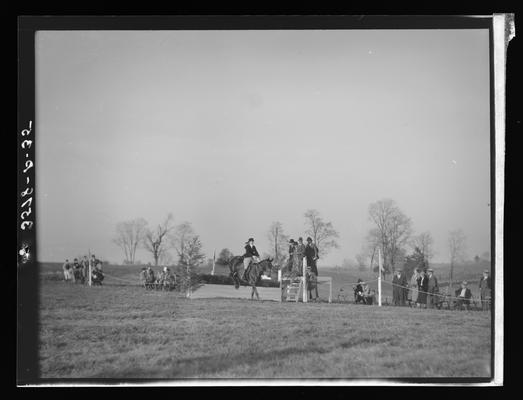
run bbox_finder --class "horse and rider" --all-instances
[228,237,274,300]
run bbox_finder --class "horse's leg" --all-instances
[254,286,260,300]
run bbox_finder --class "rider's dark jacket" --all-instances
[243,244,260,258]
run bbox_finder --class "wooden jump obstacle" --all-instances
[189,258,332,303]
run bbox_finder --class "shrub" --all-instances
[197,274,280,287]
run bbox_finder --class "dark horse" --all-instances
[229,256,274,300]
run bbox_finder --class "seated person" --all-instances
[454,281,472,310]
[362,282,376,305]
[160,267,176,288]
[354,279,366,304]
[91,265,104,284]
[145,266,155,283]
[139,267,147,284]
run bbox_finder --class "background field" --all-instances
[37,262,492,380]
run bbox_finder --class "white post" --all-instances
[211,249,216,276]
[378,248,382,307]
[302,257,308,303]
[88,249,92,286]
[277,269,282,282]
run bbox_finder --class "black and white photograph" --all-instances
[17,14,512,386]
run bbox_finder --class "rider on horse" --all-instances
[242,237,260,281]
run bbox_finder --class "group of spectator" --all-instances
[139,265,177,289]
[284,237,319,277]
[353,279,376,305]
[353,268,492,311]
[62,255,103,285]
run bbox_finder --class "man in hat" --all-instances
[242,238,260,281]
[479,269,492,311]
[354,279,366,304]
[454,281,472,310]
[392,269,408,306]
[305,237,319,276]
[426,268,439,309]
[294,237,306,276]
[81,255,89,284]
[286,239,296,274]
[62,259,72,282]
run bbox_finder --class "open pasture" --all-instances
[38,265,492,381]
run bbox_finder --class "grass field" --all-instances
[38,263,492,381]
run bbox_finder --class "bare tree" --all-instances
[113,218,148,264]
[143,213,175,267]
[448,229,467,293]
[267,221,289,267]
[410,231,435,266]
[367,199,412,278]
[304,209,339,258]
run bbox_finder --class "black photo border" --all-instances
[17,14,503,387]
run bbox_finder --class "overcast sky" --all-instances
[35,29,491,266]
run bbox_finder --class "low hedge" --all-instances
[197,274,280,287]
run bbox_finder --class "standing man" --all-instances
[392,270,401,306]
[479,269,492,311]
[426,269,439,309]
[81,256,89,285]
[286,239,296,274]
[242,238,260,281]
[62,259,72,282]
[72,258,82,283]
[294,237,306,276]
[91,254,101,270]
[305,237,319,276]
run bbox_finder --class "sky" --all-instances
[35,29,491,266]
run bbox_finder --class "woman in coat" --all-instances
[409,269,420,304]
[416,270,428,308]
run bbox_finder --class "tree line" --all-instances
[350,198,477,292]
[114,200,483,293]
[113,209,340,271]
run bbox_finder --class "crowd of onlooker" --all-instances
[62,255,104,285]
[352,268,492,311]
[139,265,177,290]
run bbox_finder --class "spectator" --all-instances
[361,281,376,305]
[455,281,472,310]
[146,266,155,283]
[354,279,374,304]
[294,237,306,276]
[305,237,319,276]
[72,258,83,284]
[62,259,72,282]
[354,279,365,304]
[392,270,408,306]
[91,254,101,270]
[416,270,428,308]
[426,269,439,309]
[409,268,421,305]
[286,239,296,275]
[81,256,89,284]
[479,269,492,311]
[139,267,147,285]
